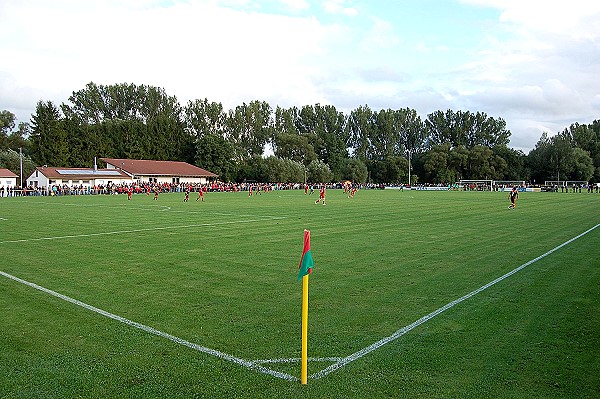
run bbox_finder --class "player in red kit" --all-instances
[315,186,326,205]
[196,186,205,202]
[348,186,357,198]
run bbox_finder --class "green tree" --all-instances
[62,116,88,167]
[588,120,600,181]
[527,133,554,183]
[567,122,600,182]
[195,134,236,182]
[569,147,594,181]
[371,109,398,160]
[185,98,226,140]
[468,145,498,179]
[385,156,409,183]
[426,110,459,148]
[272,106,318,165]
[144,87,191,162]
[492,145,527,181]
[30,101,69,166]
[424,143,454,183]
[367,156,409,183]
[273,132,316,166]
[226,101,273,159]
[395,107,426,156]
[1,110,32,155]
[9,122,32,155]
[527,132,579,183]
[298,104,348,180]
[67,82,147,123]
[63,82,192,163]
[426,109,510,149]
[447,145,468,180]
[238,155,267,183]
[347,105,376,161]
[262,156,304,183]
[0,110,16,149]
[281,158,305,183]
[548,133,574,182]
[307,159,333,183]
[272,106,300,149]
[341,158,368,183]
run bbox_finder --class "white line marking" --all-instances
[34,201,172,211]
[310,223,600,380]
[31,201,257,217]
[251,357,344,365]
[0,217,286,245]
[0,270,297,382]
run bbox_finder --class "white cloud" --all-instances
[359,18,399,52]
[278,0,310,12]
[322,0,358,17]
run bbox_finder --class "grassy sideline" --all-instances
[1,189,599,398]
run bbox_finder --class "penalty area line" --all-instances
[311,223,600,380]
[0,270,297,382]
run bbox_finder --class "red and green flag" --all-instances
[297,229,314,281]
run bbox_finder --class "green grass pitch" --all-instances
[1,189,599,398]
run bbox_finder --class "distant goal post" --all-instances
[458,179,493,191]
[493,180,525,187]
[458,180,528,191]
[493,180,526,191]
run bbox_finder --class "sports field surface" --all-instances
[1,189,599,398]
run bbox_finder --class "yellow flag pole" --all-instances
[301,273,309,384]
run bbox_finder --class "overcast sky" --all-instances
[1,0,599,153]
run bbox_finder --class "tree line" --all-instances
[1,82,599,185]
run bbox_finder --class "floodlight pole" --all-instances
[19,147,23,188]
[407,149,411,186]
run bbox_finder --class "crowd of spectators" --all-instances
[2,180,599,197]
[1,181,376,197]
[543,183,600,193]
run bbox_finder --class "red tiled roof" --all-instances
[101,158,218,177]
[0,168,19,178]
[34,166,131,180]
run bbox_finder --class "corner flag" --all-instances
[297,230,314,281]
[298,229,313,385]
